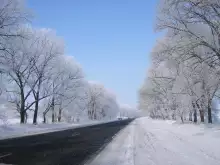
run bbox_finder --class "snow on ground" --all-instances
[87,117,220,165]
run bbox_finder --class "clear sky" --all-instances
[27,0,160,107]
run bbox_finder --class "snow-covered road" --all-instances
[87,117,220,165]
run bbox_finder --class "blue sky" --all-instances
[27,0,160,107]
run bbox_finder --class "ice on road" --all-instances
[88,117,220,165]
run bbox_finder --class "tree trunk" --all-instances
[20,102,26,124]
[52,111,55,122]
[20,93,25,124]
[92,102,95,120]
[172,114,175,120]
[58,107,62,122]
[88,110,91,119]
[199,110,205,123]
[208,101,212,123]
[180,114,184,123]
[94,112,97,120]
[193,111,197,123]
[51,97,55,123]
[189,112,192,121]
[20,110,25,124]
[180,116,184,123]
[43,102,52,124]
[33,93,39,124]
[43,112,47,123]
[196,101,204,123]
[192,102,197,123]
[24,112,28,123]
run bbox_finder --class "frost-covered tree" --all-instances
[41,55,85,123]
[139,35,220,123]
[0,0,125,126]
[156,0,220,68]
[0,26,64,123]
[0,27,37,123]
[139,0,220,123]
[119,104,140,118]
[86,82,119,120]
[27,29,65,124]
[0,0,30,105]
[0,0,29,53]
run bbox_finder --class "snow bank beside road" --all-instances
[88,117,220,165]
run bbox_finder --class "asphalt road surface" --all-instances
[0,119,133,165]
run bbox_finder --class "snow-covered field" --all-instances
[87,117,220,165]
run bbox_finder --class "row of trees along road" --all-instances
[0,0,134,124]
[139,0,220,124]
